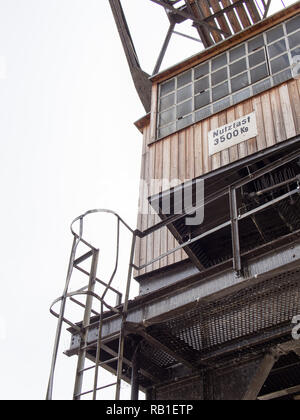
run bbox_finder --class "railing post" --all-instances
[115,234,137,400]
[131,344,140,400]
[229,187,242,276]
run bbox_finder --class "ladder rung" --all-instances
[79,365,96,373]
[79,357,119,373]
[74,250,93,266]
[75,382,117,398]
[98,357,119,367]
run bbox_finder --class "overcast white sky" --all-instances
[0,0,297,401]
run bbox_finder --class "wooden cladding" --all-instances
[134,79,300,278]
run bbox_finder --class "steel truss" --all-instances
[109,0,273,111]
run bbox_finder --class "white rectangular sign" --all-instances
[208,112,258,156]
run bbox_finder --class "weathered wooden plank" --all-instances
[178,130,186,183]
[198,0,222,43]
[146,141,156,273]
[202,119,211,174]
[269,88,287,143]
[161,138,171,267]
[218,111,230,167]
[210,0,232,39]
[153,140,163,270]
[252,96,267,152]
[220,0,242,34]
[210,115,221,170]
[150,83,158,144]
[244,99,257,155]
[261,92,276,148]
[279,83,296,140]
[227,107,239,163]
[235,104,248,159]
[232,0,251,29]
[194,122,203,179]
[170,133,182,264]
[139,124,150,276]
[245,0,262,23]
[186,126,195,180]
[288,79,300,135]
[134,126,147,277]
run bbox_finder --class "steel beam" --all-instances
[258,385,300,401]
[68,240,300,354]
[242,353,277,400]
[229,187,242,275]
[131,345,140,400]
[109,0,152,112]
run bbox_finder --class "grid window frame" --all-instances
[156,14,300,142]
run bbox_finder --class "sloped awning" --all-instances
[149,136,300,272]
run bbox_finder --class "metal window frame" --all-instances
[156,14,300,142]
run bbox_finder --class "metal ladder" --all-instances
[46,209,136,400]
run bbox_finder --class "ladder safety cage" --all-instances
[46,209,136,401]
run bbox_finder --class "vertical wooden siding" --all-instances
[134,79,300,277]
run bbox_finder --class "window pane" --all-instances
[177,99,192,119]
[232,88,251,105]
[177,84,192,103]
[251,63,269,83]
[195,76,209,94]
[212,82,229,101]
[161,79,175,96]
[158,123,176,139]
[195,91,210,110]
[212,53,227,71]
[291,47,300,58]
[230,44,246,62]
[212,67,228,86]
[194,62,209,79]
[286,15,300,34]
[195,106,211,122]
[270,54,290,74]
[249,49,266,67]
[160,93,175,111]
[159,108,175,126]
[231,72,249,93]
[267,25,284,44]
[213,98,231,113]
[248,35,264,53]
[273,69,292,85]
[268,39,287,59]
[252,78,271,95]
[177,70,192,88]
[177,115,193,131]
[288,31,300,50]
[230,58,247,77]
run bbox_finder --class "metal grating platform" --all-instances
[79,267,300,391]
[146,269,300,359]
